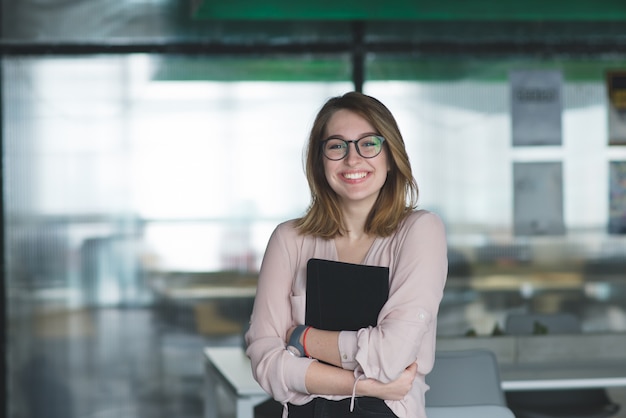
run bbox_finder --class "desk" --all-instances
[204,347,268,418]
[427,405,515,418]
[150,271,258,300]
[204,347,626,418]
[500,361,626,391]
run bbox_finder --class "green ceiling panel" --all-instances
[367,58,626,82]
[152,56,626,82]
[192,0,626,21]
[153,57,352,82]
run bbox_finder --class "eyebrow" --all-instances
[323,132,379,141]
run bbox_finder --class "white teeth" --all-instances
[343,172,367,179]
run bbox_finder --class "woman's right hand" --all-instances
[357,363,418,401]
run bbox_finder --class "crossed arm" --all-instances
[286,326,417,400]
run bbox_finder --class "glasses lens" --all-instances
[357,136,384,158]
[323,138,348,160]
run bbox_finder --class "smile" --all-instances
[343,172,368,180]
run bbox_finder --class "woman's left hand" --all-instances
[357,362,418,400]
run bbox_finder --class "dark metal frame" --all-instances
[0,8,6,418]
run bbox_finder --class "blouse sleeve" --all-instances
[345,211,448,382]
[244,223,316,404]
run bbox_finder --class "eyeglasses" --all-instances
[321,135,386,161]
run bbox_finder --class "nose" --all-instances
[344,141,361,164]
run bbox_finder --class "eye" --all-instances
[325,140,347,150]
[361,136,381,147]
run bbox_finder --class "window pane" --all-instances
[3,54,352,418]
[366,56,626,336]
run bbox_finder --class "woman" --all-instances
[245,92,447,418]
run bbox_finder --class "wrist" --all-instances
[286,325,310,357]
[355,377,374,397]
[302,326,312,357]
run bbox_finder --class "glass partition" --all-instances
[3,53,352,418]
[366,57,626,336]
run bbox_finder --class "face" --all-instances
[322,109,389,209]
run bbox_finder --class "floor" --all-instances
[11,305,243,418]
[9,305,626,418]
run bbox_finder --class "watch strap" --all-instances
[287,325,308,357]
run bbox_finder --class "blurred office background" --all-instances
[2,1,626,417]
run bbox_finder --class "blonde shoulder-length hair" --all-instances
[295,92,418,238]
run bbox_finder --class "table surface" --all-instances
[426,405,515,418]
[204,346,626,396]
[205,347,267,396]
[500,360,626,391]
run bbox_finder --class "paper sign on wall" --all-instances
[609,161,626,234]
[513,162,565,236]
[510,70,563,147]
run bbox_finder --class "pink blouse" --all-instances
[245,210,448,418]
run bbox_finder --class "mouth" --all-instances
[342,171,368,180]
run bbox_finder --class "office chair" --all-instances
[425,349,507,407]
[504,313,621,418]
[426,349,517,418]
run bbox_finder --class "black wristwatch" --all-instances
[286,325,308,357]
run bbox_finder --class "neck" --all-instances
[343,230,371,241]
[340,208,370,240]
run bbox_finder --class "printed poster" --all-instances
[510,70,563,147]
[607,71,626,145]
[513,162,565,236]
[609,161,626,234]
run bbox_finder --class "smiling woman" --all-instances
[245,92,448,418]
